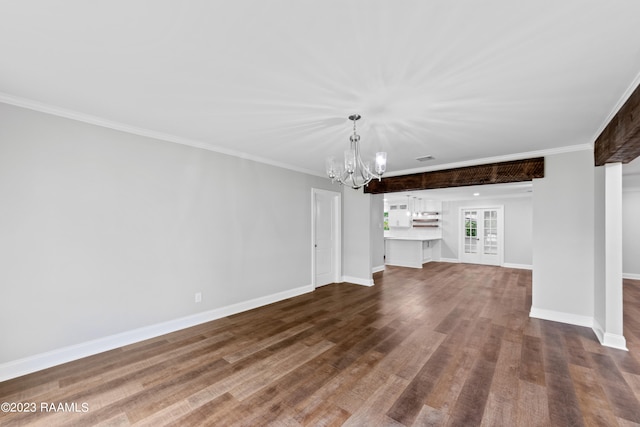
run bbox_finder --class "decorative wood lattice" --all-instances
[594,82,640,166]
[364,157,544,194]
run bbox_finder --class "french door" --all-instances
[460,207,503,265]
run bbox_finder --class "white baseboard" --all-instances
[593,318,628,351]
[436,259,530,269]
[0,284,314,382]
[593,319,604,343]
[623,273,640,280]
[503,263,532,270]
[342,275,375,287]
[602,333,628,350]
[529,307,594,328]
[384,261,423,269]
[372,265,386,274]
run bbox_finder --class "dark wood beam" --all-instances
[364,157,544,194]
[594,82,640,166]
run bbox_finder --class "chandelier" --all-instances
[325,114,387,189]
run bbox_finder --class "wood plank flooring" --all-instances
[2,263,640,426]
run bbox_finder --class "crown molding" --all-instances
[591,68,640,147]
[445,192,533,202]
[385,144,593,178]
[0,92,326,178]
[0,91,597,181]
[384,189,533,202]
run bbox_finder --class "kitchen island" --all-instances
[385,237,442,269]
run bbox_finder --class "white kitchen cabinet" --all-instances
[388,203,411,227]
[385,237,441,268]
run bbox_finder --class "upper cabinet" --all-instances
[385,197,442,229]
[387,202,411,227]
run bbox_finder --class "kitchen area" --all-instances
[384,196,442,268]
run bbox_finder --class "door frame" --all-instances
[311,188,342,288]
[459,205,504,266]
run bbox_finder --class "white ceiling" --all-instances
[1,1,640,180]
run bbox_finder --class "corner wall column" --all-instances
[342,187,374,286]
[598,163,627,349]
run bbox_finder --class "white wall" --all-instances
[531,150,595,325]
[623,190,640,278]
[440,196,532,267]
[0,102,334,370]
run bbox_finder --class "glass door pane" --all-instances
[464,211,478,254]
[483,210,498,255]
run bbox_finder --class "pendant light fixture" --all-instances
[325,114,387,189]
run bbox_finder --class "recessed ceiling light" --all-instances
[416,155,434,162]
[473,192,480,196]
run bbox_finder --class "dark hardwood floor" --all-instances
[2,263,640,426]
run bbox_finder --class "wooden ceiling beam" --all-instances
[364,157,544,194]
[594,83,640,166]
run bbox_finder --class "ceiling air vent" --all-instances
[416,155,434,162]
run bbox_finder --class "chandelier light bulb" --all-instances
[375,152,387,175]
[344,149,356,174]
[325,156,338,180]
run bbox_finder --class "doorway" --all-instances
[312,189,341,287]
[460,206,504,265]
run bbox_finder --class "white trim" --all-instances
[590,68,640,145]
[0,93,324,178]
[438,258,460,263]
[384,260,423,269]
[386,144,592,177]
[529,307,594,328]
[0,284,313,382]
[593,318,605,344]
[311,188,342,288]
[623,273,640,280]
[440,192,533,202]
[503,263,532,270]
[593,319,628,351]
[0,92,595,181]
[342,275,375,287]
[602,333,628,351]
[372,265,386,274]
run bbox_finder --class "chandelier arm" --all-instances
[354,138,372,183]
[337,168,350,187]
[325,113,386,190]
[339,161,366,189]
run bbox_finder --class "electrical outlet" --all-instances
[195,292,202,303]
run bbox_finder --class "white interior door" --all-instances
[313,189,340,287]
[460,207,503,266]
